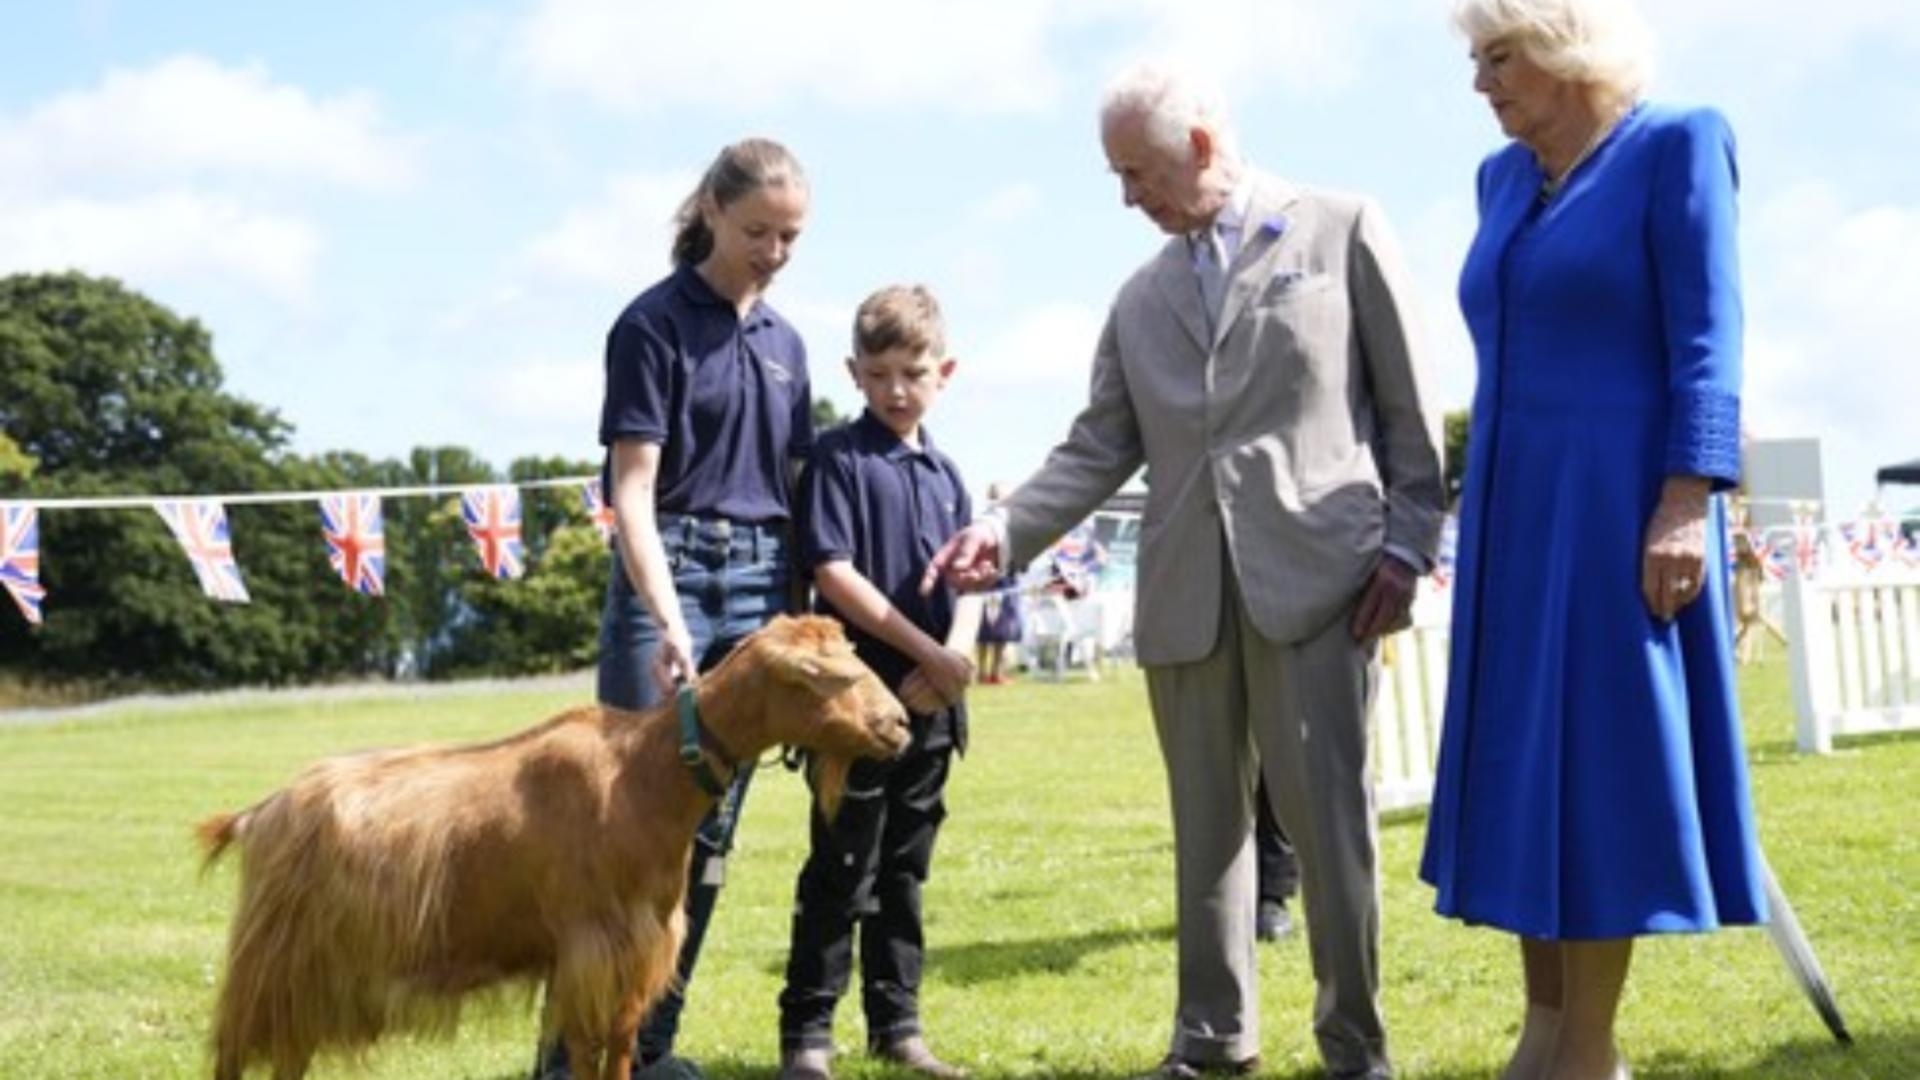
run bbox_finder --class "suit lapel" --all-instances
[1215,173,1302,348]
[1150,239,1212,355]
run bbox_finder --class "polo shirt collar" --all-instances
[854,409,936,461]
[672,262,774,330]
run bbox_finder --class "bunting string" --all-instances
[1,483,1917,625]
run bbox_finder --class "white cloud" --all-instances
[523,170,694,288]
[472,356,603,429]
[507,0,1064,113]
[1742,183,1920,511]
[964,301,1106,386]
[0,54,418,194]
[503,0,1377,114]
[0,191,320,302]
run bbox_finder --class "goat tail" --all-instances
[196,810,245,872]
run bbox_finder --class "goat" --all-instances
[198,614,909,1080]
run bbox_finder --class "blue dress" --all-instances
[1419,103,1769,939]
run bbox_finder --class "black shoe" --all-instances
[1256,898,1295,942]
[1137,1054,1261,1080]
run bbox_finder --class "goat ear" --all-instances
[774,643,870,695]
[810,752,852,822]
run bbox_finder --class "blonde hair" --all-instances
[1453,0,1654,104]
[852,284,946,358]
[1099,61,1239,163]
[671,138,807,266]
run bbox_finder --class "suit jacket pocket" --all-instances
[1255,270,1335,305]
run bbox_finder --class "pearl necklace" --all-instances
[1539,102,1633,201]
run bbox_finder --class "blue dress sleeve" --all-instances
[1650,107,1743,488]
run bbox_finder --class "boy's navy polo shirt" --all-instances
[599,262,814,523]
[799,411,973,743]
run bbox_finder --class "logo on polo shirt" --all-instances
[761,358,792,383]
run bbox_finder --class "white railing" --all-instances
[1373,586,1453,812]
[1782,565,1920,753]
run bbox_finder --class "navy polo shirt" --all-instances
[599,263,814,523]
[799,411,973,737]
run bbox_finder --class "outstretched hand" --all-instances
[920,521,1005,596]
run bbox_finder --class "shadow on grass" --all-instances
[470,1027,1913,1080]
[1630,1024,1916,1079]
[931,922,1178,986]
[757,923,1178,986]
[1746,727,1920,760]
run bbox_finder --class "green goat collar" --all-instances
[676,684,736,798]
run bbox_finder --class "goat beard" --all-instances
[809,752,853,822]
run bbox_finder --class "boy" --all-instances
[778,285,974,1080]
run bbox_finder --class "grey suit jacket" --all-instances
[1001,171,1445,664]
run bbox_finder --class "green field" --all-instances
[0,655,1913,1079]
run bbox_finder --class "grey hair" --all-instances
[1454,0,1654,104]
[1099,61,1239,163]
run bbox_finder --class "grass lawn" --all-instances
[0,654,1913,1079]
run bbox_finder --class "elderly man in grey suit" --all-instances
[925,63,1443,1080]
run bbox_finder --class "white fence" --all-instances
[1373,587,1453,812]
[1782,566,1920,753]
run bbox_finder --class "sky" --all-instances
[2,1,1916,518]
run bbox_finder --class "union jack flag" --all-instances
[1790,510,1822,578]
[1,502,44,625]
[1894,528,1920,570]
[1431,517,1459,590]
[155,499,250,603]
[1757,533,1794,581]
[461,486,525,580]
[1841,519,1891,571]
[581,479,616,543]
[318,493,386,596]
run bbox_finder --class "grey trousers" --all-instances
[1144,570,1388,1077]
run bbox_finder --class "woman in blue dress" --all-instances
[1421,2,1768,1077]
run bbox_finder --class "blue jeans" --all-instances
[537,515,790,1078]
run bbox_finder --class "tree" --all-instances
[0,273,384,687]
[0,433,34,482]
[813,395,847,431]
[1444,408,1470,509]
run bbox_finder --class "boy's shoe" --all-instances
[634,1055,708,1080]
[873,1035,968,1079]
[777,1046,833,1080]
[1256,898,1295,941]
[1136,1054,1261,1080]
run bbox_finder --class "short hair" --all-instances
[1099,61,1238,163]
[671,137,807,266]
[1452,0,1654,104]
[852,285,946,359]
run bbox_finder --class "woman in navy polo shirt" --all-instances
[536,137,814,1080]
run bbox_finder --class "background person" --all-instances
[1420,2,1768,1077]
[536,136,815,1080]
[925,61,1443,1080]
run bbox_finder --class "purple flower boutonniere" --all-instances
[1260,214,1290,239]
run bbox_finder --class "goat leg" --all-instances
[602,991,648,1080]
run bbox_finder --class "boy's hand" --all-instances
[903,647,974,713]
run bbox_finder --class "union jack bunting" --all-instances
[318,493,386,596]
[1431,517,1459,591]
[580,478,616,543]
[1790,510,1821,578]
[1758,534,1794,581]
[1894,529,1920,570]
[461,486,525,580]
[1,502,45,625]
[1841,519,1890,571]
[155,499,250,603]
